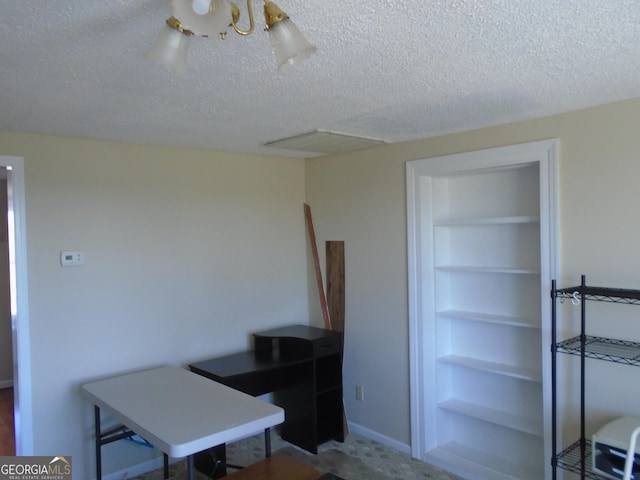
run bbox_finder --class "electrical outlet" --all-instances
[355,385,364,401]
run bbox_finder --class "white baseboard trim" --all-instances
[100,456,169,480]
[347,421,411,456]
[0,380,13,389]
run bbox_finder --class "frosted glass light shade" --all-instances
[145,25,191,74]
[192,0,212,15]
[268,18,316,72]
[172,0,233,37]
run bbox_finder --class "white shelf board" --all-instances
[438,398,543,437]
[438,354,542,382]
[435,265,541,275]
[424,442,544,480]
[433,215,540,226]
[438,310,539,329]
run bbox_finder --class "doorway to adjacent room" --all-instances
[0,156,32,456]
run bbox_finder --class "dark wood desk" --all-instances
[190,325,344,457]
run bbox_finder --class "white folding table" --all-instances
[81,365,284,480]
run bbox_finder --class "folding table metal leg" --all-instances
[187,455,194,480]
[94,405,102,480]
[264,427,271,457]
[163,454,169,479]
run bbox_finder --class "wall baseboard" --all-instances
[346,421,411,455]
[0,380,13,389]
[100,456,169,480]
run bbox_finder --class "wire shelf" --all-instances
[553,279,640,479]
[556,286,640,304]
[556,440,609,479]
[557,335,640,366]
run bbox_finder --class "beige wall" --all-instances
[0,132,308,478]
[305,97,640,448]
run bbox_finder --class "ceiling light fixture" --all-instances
[145,0,316,74]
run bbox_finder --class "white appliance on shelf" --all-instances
[592,416,640,480]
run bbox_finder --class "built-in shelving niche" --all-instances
[406,140,558,480]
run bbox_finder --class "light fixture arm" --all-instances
[166,16,194,36]
[230,0,255,36]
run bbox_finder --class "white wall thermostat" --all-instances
[60,251,85,267]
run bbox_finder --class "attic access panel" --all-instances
[264,130,385,155]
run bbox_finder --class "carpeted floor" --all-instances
[130,431,462,480]
[272,447,392,480]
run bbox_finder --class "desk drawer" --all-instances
[312,336,341,358]
[278,332,342,359]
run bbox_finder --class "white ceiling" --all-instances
[2,1,640,158]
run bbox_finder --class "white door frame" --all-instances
[405,139,558,477]
[1,155,33,455]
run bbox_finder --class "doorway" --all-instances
[0,175,13,454]
[0,156,32,456]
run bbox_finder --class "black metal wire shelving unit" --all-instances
[551,275,640,479]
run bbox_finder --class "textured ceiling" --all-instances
[1,1,640,158]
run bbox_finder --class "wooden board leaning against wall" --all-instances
[304,204,348,435]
